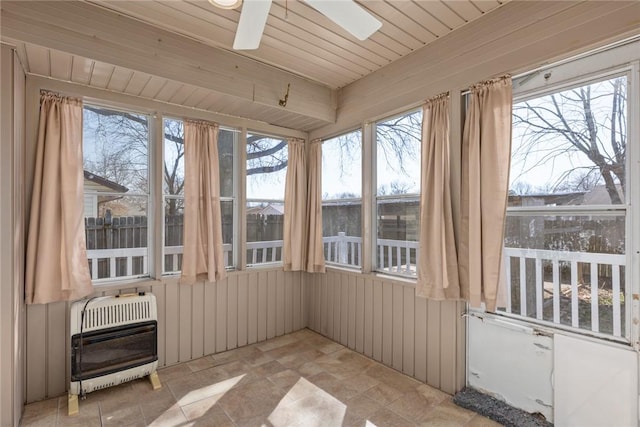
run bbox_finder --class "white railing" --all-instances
[164,244,233,272]
[89,235,418,277]
[502,247,626,337]
[377,238,419,277]
[87,247,148,280]
[324,232,362,267]
[246,240,283,265]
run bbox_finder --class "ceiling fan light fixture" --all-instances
[208,0,243,10]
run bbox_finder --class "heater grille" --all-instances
[70,294,157,335]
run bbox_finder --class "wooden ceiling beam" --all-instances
[0,1,336,125]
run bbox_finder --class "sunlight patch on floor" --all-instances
[268,378,346,427]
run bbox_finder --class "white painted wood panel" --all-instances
[203,282,216,355]
[179,284,192,362]
[340,275,349,345]
[164,284,179,365]
[554,334,637,426]
[23,270,306,403]
[414,295,428,383]
[227,275,238,350]
[355,278,365,353]
[151,282,167,366]
[192,282,205,358]
[402,286,415,377]
[392,284,404,371]
[48,50,72,81]
[257,272,268,342]
[247,277,258,344]
[0,47,26,426]
[306,269,465,394]
[216,279,228,353]
[267,270,277,339]
[382,281,393,366]
[469,314,554,421]
[237,275,248,347]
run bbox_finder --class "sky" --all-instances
[84,75,626,205]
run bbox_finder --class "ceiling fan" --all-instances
[208,0,383,50]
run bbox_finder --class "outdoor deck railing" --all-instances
[87,237,627,338]
[377,238,419,276]
[501,247,626,337]
[324,232,363,267]
[88,235,417,278]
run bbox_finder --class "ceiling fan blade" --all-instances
[304,0,382,41]
[233,0,272,50]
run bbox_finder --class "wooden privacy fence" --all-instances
[85,216,148,279]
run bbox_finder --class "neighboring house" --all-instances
[246,203,284,217]
[83,171,128,218]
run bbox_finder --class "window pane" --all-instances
[246,133,287,200]
[376,110,422,196]
[376,197,420,277]
[221,199,233,267]
[511,76,627,205]
[85,198,149,280]
[163,119,184,196]
[83,106,149,280]
[163,118,184,273]
[322,131,361,199]
[219,129,236,198]
[506,74,629,339]
[246,133,287,266]
[246,202,284,265]
[164,197,183,273]
[502,214,626,337]
[322,131,362,268]
[84,106,149,193]
[375,110,421,277]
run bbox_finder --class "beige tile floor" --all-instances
[20,329,501,427]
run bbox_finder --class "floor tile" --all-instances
[19,329,498,427]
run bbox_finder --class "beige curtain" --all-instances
[459,76,512,312]
[283,138,308,271]
[284,138,325,272]
[417,93,460,300]
[181,120,226,284]
[305,139,325,273]
[25,91,94,304]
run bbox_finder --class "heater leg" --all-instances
[68,393,79,416]
[149,371,162,390]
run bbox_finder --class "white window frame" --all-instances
[500,39,640,345]
[321,129,363,270]
[371,108,422,279]
[83,102,155,283]
[245,131,288,268]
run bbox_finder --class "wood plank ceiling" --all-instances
[1,0,507,131]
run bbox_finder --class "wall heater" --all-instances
[68,293,161,415]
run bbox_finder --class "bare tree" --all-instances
[84,106,423,207]
[376,111,421,177]
[512,76,626,203]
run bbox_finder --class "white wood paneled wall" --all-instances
[306,269,466,395]
[24,269,305,403]
[1,46,26,427]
